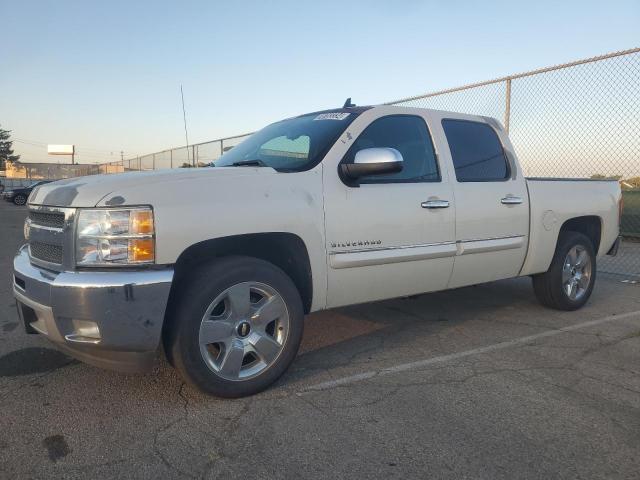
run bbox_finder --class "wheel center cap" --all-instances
[237,321,251,338]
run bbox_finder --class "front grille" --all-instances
[29,210,65,229]
[29,242,64,264]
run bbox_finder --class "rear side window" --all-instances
[343,115,439,183]
[442,119,510,182]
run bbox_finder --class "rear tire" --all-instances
[13,194,27,205]
[167,256,304,398]
[532,231,596,311]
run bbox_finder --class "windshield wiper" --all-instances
[231,159,267,167]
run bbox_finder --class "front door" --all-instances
[322,111,456,308]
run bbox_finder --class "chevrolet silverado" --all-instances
[13,105,622,397]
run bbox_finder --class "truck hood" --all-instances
[28,167,277,207]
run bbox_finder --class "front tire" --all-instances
[532,231,596,311]
[13,194,27,205]
[167,256,304,398]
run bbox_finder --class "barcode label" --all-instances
[314,113,351,121]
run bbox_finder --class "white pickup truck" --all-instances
[14,105,622,397]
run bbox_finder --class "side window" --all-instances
[442,119,510,182]
[343,115,439,183]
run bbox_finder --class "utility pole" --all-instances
[120,151,124,163]
[181,85,191,166]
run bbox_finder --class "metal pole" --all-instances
[181,85,190,165]
[170,149,173,169]
[192,145,196,167]
[152,153,156,170]
[504,78,512,133]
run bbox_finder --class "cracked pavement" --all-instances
[1,202,639,479]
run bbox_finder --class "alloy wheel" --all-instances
[562,245,592,301]
[198,281,290,381]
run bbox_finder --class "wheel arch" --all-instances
[166,232,314,315]
[558,215,602,253]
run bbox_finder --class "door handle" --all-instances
[421,200,450,209]
[501,196,523,205]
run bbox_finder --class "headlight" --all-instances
[75,207,155,266]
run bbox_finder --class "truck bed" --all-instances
[519,177,621,276]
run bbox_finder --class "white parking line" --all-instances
[300,309,640,393]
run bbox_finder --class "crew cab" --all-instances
[13,105,622,397]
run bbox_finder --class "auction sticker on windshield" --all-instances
[314,113,351,121]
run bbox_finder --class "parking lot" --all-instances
[1,201,639,479]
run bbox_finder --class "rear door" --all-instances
[436,116,529,288]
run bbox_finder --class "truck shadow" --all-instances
[284,277,537,385]
[0,347,78,377]
[3,275,616,400]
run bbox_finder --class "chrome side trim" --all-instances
[329,235,526,269]
[329,241,453,255]
[330,242,457,269]
[457,234,525,244]
[457,235,525,255]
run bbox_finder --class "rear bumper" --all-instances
[607,236,621,256]
[12,245,174,373]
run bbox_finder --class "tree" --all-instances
[0,126,20,170]
[621,176,640,190]
[590,173,622,181]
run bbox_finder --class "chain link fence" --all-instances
[388,48,640,279]
[101,133,253,172]
[6,48,639,277]
[1,162,123,190]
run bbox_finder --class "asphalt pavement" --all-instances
[1,201,639,479]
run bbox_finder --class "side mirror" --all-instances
[340,148,403,183]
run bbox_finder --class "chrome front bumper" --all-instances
[13,245,174,373]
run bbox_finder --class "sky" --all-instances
[1,0,639,164]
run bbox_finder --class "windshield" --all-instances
[213,110,360,172]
